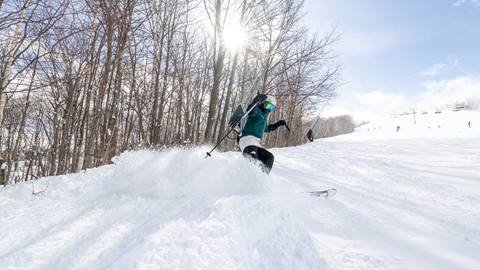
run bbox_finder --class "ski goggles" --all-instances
[264,102,277,112]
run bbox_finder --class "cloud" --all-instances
[421,63,447,77]
[323,75,480,122]
[323,88,409,123]
[418,76,480,109]
[420,57,460,77]
[354,91,407,109]
[453,0,480,7]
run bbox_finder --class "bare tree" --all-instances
[0,0,341,185]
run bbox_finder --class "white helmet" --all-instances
[265,95,276,106]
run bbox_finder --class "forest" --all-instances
[0,0,340,184]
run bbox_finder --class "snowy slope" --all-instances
[1,111,480,270]
[350,110,480,140]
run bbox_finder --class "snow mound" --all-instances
[0,147,326,270]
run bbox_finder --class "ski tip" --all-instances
[303,188,337,198]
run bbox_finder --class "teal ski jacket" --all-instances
[240,107,271,139]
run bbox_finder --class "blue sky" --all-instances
[304,0,480,121]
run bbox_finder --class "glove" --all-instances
[233,124,241,133]
[277,120,290,131]
[276,120,287,126]
[266,120,288,132]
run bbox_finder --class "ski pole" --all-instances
[205,127,235,158]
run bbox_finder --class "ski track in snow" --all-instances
[1,111,480,270]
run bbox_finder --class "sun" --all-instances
[222,20,249,53]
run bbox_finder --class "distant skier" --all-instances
[307,129,314,142]
[468,121,471,128]
[396,125,400,132]
[237,94,288,174]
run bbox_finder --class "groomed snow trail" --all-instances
[1,111,479,270]
[274,138,480,270]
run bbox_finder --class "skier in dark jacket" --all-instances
[238,94,288,174]
[306,129,314,142]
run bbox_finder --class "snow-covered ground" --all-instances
[353,110,479,140]
[1,111,479,270]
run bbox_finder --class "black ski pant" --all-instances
[243,145,274,174]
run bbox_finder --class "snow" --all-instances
[349,110,480,140]
[1,110,479,270]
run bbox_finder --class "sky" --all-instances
[303,0,480,122]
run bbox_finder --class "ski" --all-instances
[303,188,337,198]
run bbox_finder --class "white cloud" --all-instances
[323,88,409,123]
[453,0,480,7]
[421,63,447,77]
[418,76,480,109]
[323,75,480,123]
[420,57,461,77]
[354,91,407,109]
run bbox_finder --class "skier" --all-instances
[306,129,314,142]
[237,94,288,174]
